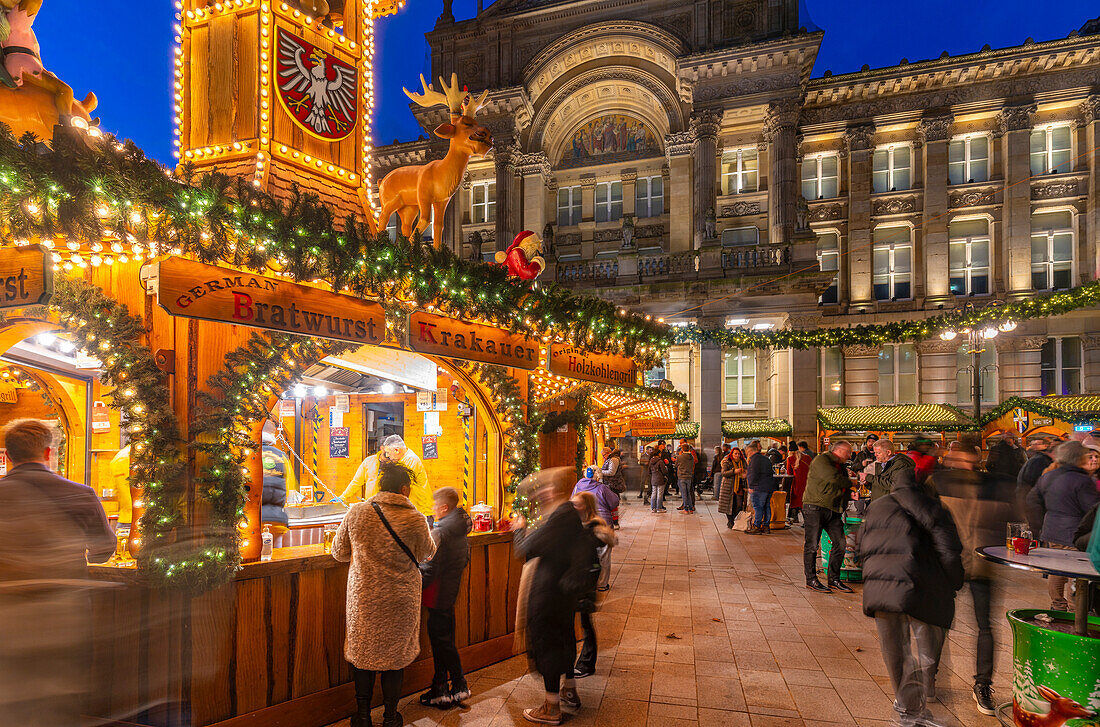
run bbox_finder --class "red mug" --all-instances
[1011,537,1039,555]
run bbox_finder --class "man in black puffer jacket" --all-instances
[419,487,473,707]
[860,469,964,727]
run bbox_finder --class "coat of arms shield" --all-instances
[275,27,358,141]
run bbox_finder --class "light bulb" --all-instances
[939,330,957,341]
[982,328,999,339]
[380,382,396,395]
[35,333,56,346]
[293,384,307,398]
[998,320,1017,332]
[314,385,328,397]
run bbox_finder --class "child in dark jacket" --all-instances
[419,487,472,707]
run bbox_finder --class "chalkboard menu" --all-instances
[329,427,350,458]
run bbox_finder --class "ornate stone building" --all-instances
[375,2,1100,444]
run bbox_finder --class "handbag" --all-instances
[732,510,752,532]
[371,502,419,568]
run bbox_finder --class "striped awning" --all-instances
[722,418,793,439]
[818,404,975,433]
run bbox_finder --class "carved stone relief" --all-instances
[809,204,843,222]
[872,196,918,215]
[1031,181,1080,200]
[720,201,761,217]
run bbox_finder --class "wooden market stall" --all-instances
[721,418,793,446]
[980,395,1100,443]
[816,403,977,451]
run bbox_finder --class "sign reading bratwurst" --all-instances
[548,344,638,386]
[407,311,540,370]
[0,245,53,309]
[143,258,386,345]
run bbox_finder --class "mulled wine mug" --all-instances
[1007,522,1032,549]
[1011,537,1040,555]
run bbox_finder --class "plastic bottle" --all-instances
[260,525,273,561]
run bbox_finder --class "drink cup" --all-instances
[323,524,337,554]
[1007,522,1031,550]
[1011,537,1039,555]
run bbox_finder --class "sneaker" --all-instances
[419,685,453,708]
[574,664,595,678]
[657,507,667,512]
[757,526,769,534]
[523,704,562,725]
[559,687,581,713]
[597,584,610,592]
[450,680,471,702]
[676,505,685,511]
[829,580,855,594]
[806,579,832,593]
[972,683,995,716]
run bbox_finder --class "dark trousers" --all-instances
[351,665,403,718]
[970,579,994,685]
[427,607,465,689]
[575,610,597,671]
[803,504,845,584]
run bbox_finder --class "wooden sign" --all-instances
[0,245,52,309]
[630,418,678,437]
[329,427,350,458]
[422,435,438,460]
[548,344,637,387]
[143,258,386,345]
[407,311,540,370]
[0,382,16,403]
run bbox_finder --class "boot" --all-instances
[350,702,372,727]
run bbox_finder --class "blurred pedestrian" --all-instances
[570,491,616,678]
[711,443,725,500]
[648,443,668,512]
[860,468,964,727]
[905,437,938,486]
[1017,434,1056,534]
[1026,441,1100,611]
[573,466,619,590]
[785,445,811,525]
[418,487,472,708]
[746,441,776,534]
[719,446,747,528]
[600,446,625,528]
[514,474,592,724]
[675,439,697,513]
[802,441,854,593]
[799,440,817,459]
[333,462,436,727]
[986,430,1027,483]
[935,444,1014,716]
[766,441,784,466]
[1084,443,1100,482]
[0,419,115,727]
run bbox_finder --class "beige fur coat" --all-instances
[332,491,436,670]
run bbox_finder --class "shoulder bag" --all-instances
[371,501,420,568]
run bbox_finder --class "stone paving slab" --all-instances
[330,492,1049,727]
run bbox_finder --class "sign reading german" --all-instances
[407,311,540,370]
[0,245,53,309]
[548,344,637,387]
[630,418,678,437]
[144,258,386,345]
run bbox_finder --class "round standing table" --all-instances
[977,545,1098,636]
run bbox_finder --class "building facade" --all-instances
[374,1,1100,444]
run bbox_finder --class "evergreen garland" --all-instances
[980,395,1100,428]
[676,281,1100,350]
[0,126,670,366]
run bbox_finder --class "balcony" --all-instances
[556,258,619,284]
[721,245,790,270]
[638,250,698,279]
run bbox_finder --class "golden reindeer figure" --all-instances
[371,73,493,248]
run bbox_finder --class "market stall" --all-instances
[817,403,977,451]
[981,394,1100,444]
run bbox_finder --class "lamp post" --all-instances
[941,301,1015,423]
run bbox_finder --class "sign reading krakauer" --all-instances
[548,344,637,387]
[0,245,53,309]
[630,418,678,437]
[407,311,540,370]
[142,258,386,345]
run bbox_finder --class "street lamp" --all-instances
[941,301,1011,422]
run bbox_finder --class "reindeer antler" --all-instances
[403,74,452,111]
[403,73,485,117]
[461,88,490,117]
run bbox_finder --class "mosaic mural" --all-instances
[559,115,659,167]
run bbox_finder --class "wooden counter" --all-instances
[86,531,520,727]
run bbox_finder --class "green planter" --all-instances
[1008,609,1100,726]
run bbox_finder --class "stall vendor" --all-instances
[109,445,132,526]
[262,433,294,534]
[339,435,432,513]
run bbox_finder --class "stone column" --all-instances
[493,141,515,252]
[1083,334,1100,395]
[763,100,800,246]
[579,175,596,259]
[665,130,695,253]
[841,344,879,406]
[621,168,637,219]
[997,104,1037,296]
[691,110,721,249]
[789,347,818,440]
[916,338,958,404]
[919,116,954,303]
[844,125,876,305]
[1080,96,1100,282]
[515,151,552,240]
[667,343,694,418]
[996,335,1046,399]
[698,338,723,447]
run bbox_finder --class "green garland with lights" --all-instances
[0,126,670,366]
[676,281,1100,350]
[979,396,1100,428]
[41,278,188,586]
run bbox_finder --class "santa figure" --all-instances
[494,230,546,280]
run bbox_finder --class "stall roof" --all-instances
[722,418,793,439]
[675,422,700,439]
[982,395,1100,426]
[531,370,688,424]
[818,404,975,433]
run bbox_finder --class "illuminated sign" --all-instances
[0,245,52,309]
[548,344,637,387]
[407,311,540,370]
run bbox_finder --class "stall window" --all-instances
[817,232,840,304]
[1041,337,1082,396]
[595,181,623,223]
[557,186,582,227]
[948,218,990,296]
[879,344,917,405]
[1030,210,1074,290]
[819,347,843,407]
[956,343,997,404]
[635,176,664,218]
[872,225,912,301]
[722,147,758,194]
[1030,124,1073,175]
[873,144,911,193]
[801,154,839,200]
[470,181,496,224]
[724,349,755,408]
[949,135,989,184]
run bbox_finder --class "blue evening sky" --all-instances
[31,1,1091,163]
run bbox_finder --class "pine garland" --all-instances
[0,126,670,366]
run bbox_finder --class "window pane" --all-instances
[873,170,889,194]
[970,159,988,182]
[742,351,755,376]
[725,353,739,376]
[817,233,839,252]
[878,348,894,375]
[873,149,888,172]
[820,177,838,198]
[898,374,917,404]
[744,152,758,171]
[893,168,910,191]
[724,376,737,404]
[873,248,890,275]
[894,280,911,299]
[894,146,910,169]
[801,161,815,181]
[971,240,989,267]
[894,246,912,273]
[1062,338,1081,368]
[880,373,895,405]
[1063,369,1081,396]
[558,188,569,208]
[1051,150,1071,173]
[949,140,965,164]
[1032,268,1048,290]
[610,201,623,220]
[487,184,496,203]
[898,344,916,373]
[821,155,838,176]
[742,170,757,192]
[950,218,989,239]
[802,179,817,200]
[1053,266,1072,289]
[949,241,967,269]
[652,177,663,198]
[596,184,607,205]
[949,276,966,296]
[741,375,754,406]
[1031,236,1048,263]
[611,182,623,203]
[971,136,988,160]
[949,161,966,185]
[473,185,485,205]
[1030,152,1046,175]
[1052,233,1073,261]
[971,274,989,295]
[1030,130,1046,154]
[1051,126,1071,150]
[1040,369,1055,397]
[874,225,909,245]
[820,250,839,273]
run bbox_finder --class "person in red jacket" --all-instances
[906,437,938,486]
[785,444,811,525]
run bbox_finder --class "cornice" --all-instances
[664,130,695,159]
[843,124,875,152]
[520,19,685,83]
[916,116,953,143]
[996,104,1037,136]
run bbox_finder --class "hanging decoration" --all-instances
[0,127,670,367]
[676,281,1100,350]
